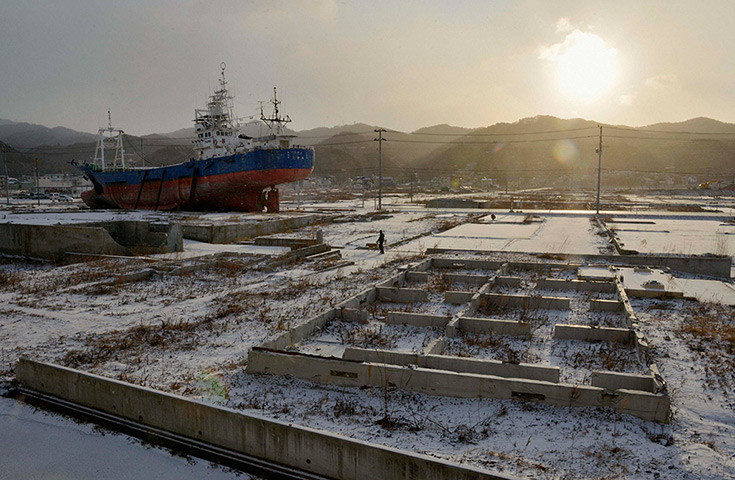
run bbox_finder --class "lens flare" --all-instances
[553,139,579,164]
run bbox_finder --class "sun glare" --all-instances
[541,30,618,103]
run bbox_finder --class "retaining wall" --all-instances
[0,221,181,261]
[15,359,504,480]
[247,349,670,423]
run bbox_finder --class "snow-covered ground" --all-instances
[1,197,734,478]
[406,215,611,254]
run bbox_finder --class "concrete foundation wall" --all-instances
[554,324,633,344]
[431,258,504,271]
[442,273,491,285]
[262,308,338,350]
[253,236,318,248]
[247,349,670,423]
[591,371,656,393]
[182,214,319,244]
[16,359,504,480]
[480,293,571,310]
[427,250,732,279]
[377,287,428,304]
[445,291,474,304]
[342,348,560,383]
[405,271,429,283]
[535,278,616,293]
[339,308,369,323]
[336,288,377,310]
[386,312,451,328]
[495,276,523,287]
[458,317,533,337]
[590,299,623,312]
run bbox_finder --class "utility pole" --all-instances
[410,171,414,203]
[374,128,386,210]
[3,146,9,205]
[595,126,602,215]
[35,157,40,206]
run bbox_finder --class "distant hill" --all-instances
[2,115,734,188]
[413,115,735,186]
[0,119,96,148]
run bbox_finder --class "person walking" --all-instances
[377,230,385,254]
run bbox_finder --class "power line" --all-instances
[606,125,735,136]
[385,135,598,145]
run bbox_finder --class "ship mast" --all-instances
[260,87,291,135]
[93,109,126,170]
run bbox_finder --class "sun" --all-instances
[541,30,618,103]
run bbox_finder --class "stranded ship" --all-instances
[77,63,314,212]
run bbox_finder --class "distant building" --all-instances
[37,174,92,197]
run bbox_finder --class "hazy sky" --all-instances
[1,0,734,135]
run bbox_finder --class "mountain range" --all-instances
[1,116,733,186]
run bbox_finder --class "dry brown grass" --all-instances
[676,302,735,389]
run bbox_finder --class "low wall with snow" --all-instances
[15,358,503,480]
[247,348,670,423]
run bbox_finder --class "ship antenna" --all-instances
[107,108,112,129]
[220,62,227,89]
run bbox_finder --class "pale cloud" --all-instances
[619,92,637,106]
[644,75,681,91]
[555,17,574,33]
[539,30,616,62]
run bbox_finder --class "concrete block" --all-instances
[459,317,533,337]
[590,299,623,312]
[376,287,428,303]
[481,293,571,310]
[386,312,451,328]
[445,291,474,305]
[423,337,446,355]
[343,348,421,366]
[591,371,656,393]
[247,349,670,423]
[444,316,461,338]
[535,278,616,293]
[553,324,634,344]
[16,359,503,480]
